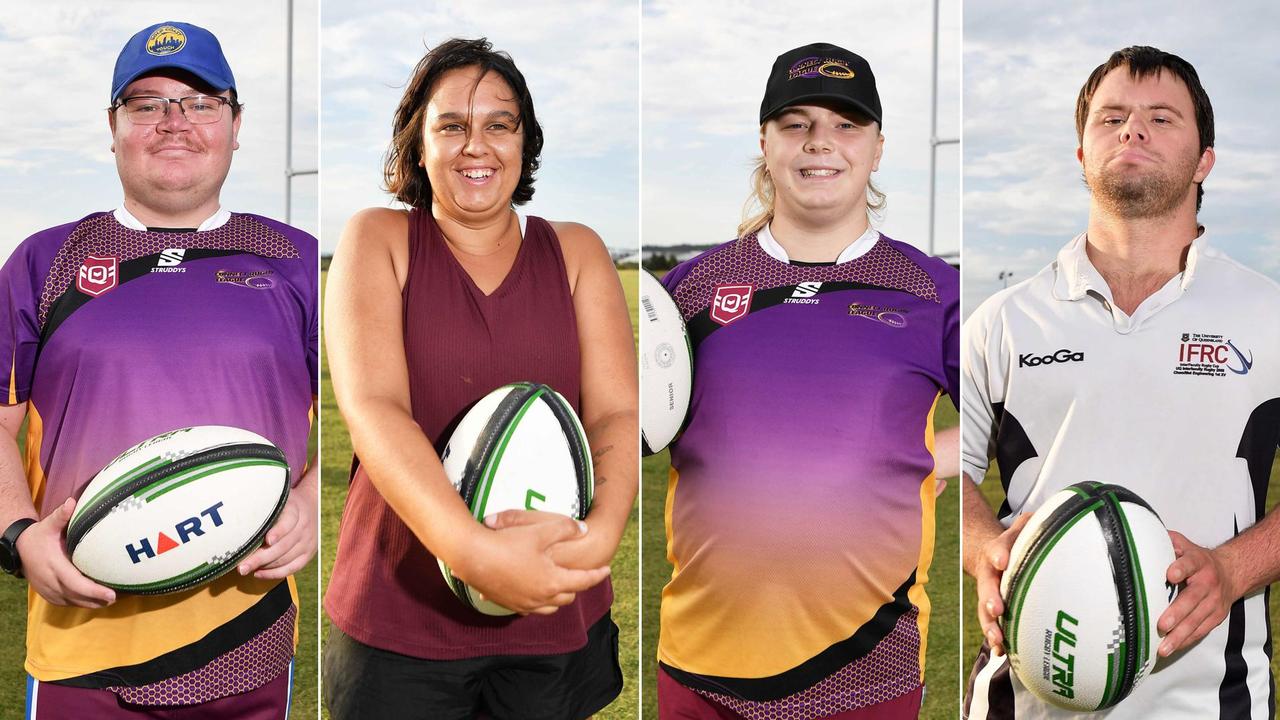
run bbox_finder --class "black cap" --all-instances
[759,43,881,127]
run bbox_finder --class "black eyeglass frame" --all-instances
[109,95,242,124]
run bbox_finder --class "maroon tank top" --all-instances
[324,209,613,659]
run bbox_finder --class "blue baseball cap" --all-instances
[111,22,236,103]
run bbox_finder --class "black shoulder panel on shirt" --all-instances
[1234,397,1280,521]
[991,403,1038,520]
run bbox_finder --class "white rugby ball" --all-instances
[439,382,594,615]
[66,426,290,595]
[1000,481,1175,711]
[639,269,692,455]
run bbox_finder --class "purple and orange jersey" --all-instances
[658,231,958,715]
[0,211,316,688]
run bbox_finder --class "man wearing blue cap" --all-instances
[0,21,317,718]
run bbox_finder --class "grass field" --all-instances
[960,458,1280,704]
[319,268,641,719]
[640,385,963,716]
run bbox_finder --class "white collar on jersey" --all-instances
[756,222,879,264]
[1052,229,1208,332]
[113,206,231,232]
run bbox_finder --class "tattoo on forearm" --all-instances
[595,475,608,485]
[592,445,614,462]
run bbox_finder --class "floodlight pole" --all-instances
[929,0,960,256]
[285,0,317,224]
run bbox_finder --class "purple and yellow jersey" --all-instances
[657,229,958,713]
[0,211,317,684]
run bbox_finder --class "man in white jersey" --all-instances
[962,45,1280,718]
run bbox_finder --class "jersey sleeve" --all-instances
[960,297,1004,483]
[0,238,47,405]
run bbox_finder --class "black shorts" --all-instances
[323,612,623,720]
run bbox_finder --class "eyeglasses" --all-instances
[112,95,236,125]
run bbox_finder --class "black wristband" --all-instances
[0,517,37,578]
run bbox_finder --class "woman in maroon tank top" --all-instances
[322,39,637,720]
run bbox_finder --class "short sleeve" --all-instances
[0,240,46,405]
[960,299,1003,483]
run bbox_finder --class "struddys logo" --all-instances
[710,284,754,326]
[216,269,276,290]
[124,501,225,564]
[789,56,855,81]
[77,255,119,297]
[1175,332,1252,377]
[146,25,187,56]
[848,302,909,328]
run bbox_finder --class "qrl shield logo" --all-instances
[711,284,754,326]
[77,256,118,297]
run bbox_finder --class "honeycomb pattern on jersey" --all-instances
[38,213,298,327]
[695,608,923,720]
[671,233,939,322]
[108,603,295,706]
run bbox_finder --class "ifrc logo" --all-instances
[124,501,225,564]
[77,255,118,297]
[710,284,754,325]
[1174,332,1252,377]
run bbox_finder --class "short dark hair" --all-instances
[1075,46,1214,212]
[384,38,543,208]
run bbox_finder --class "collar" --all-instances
[1051,230,1208,333]
[113,206,231,232]
[757,222,879,264]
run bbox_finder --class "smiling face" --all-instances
[421,66,524,221]
[109,70,240,218]
[761,103,883,227]
[1077,67,1214,219]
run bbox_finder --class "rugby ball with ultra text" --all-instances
[66,426,290,595]
[1000,481,1175,711]
[639,269,692,455]
[439,382,594,616]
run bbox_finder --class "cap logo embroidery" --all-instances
[788,57,854,81]
[146,26,186,56]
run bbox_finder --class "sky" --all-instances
[642,0,961,258]
[0,3,318,262]
[320,0,639,256]
[964,0,1280,315]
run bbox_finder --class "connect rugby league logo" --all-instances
[788,56,855,81]
[710,284,754,326]
[77,255,119,297]
[1174,332,1252,377]
[146,26,187,56]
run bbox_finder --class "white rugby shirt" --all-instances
[963,232,1279,720]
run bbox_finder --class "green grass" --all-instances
[960,456,1280,702]
[320,269,640,719]
[641,397,962,718]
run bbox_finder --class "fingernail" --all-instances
[238,564,248,575]
[1159,641,1171,656]
[986,600,995,614]
[577,521,588,534]
[483,515,498,528]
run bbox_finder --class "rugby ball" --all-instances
[66,426,290,595]
[1000,482,1175,711]
[439,382,594,615]
[639,269,692,455]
